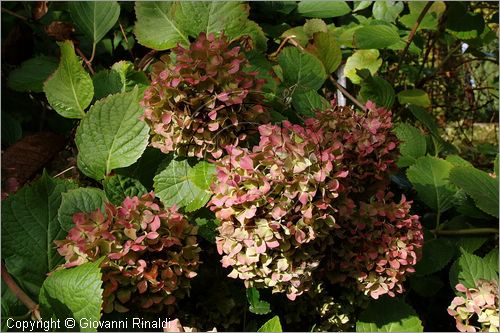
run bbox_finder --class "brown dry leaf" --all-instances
[2,132,66,187]
[32,1,48,20]
[45,21,74,41]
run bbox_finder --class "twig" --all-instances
[1,7,28,21]
[88,43,96,63]
[329,76,366,111]
[137,49,157,71]
[54,166,75,178]
[75,47,95,75]
[1,262,41,320]
[391,1,433,83]
[268,35,304,59]
[431,228,499,236]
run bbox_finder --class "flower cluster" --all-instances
[209,101,422,301]
[55,193,200,313]
[448,280,499,332]
[141,32,268,159]
[209,120,345,300]
[322,191,423,299]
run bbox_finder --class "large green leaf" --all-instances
[372,1,404,22]
[39,260,103,332]
[75,88,149,181]
[484,248,499,273]
[154,158,216,212]
[92,69,123,100]
[292,90,329,117]
[393,123,426,167]
[135,2,266,51]
[399,1,446,31]
[305,31,341,74]
[356,297,423,332]
[406,156,457,213]
[7,56,58,93]
[58,187,107,232]
[450,250,499,290]
[258,316,282,332]
[44,41,94,119]
[278,47,327,93]
[1,173,76,298]
[446,2,485,40]
[397,89,431,107]
[449,166,499,218]
[414,238,455,276]
[344,49,382,84]
[297,1,351,18]
[353,24,401,49]
[69,2,120,45]
[247,287,271,315]
[103,174,147,205]
[357,71,395,108]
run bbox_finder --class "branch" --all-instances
[431,228,499,236]
[329,76,366,111]
[1,262,41,320]
[1,7,28,21]
[75,47,95,75]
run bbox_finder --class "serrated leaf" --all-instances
[484,248,499,273]
[75,87,149,181]
[92,69,123,100]
[297,1,351,18]
[409,274,444,298]
[111,61,150,93]
[358,73,395,108]
[446,155,473,167]
[258,316,282,332]
[103,174,147,205]
[39,259,103,332]
[397,89,431,107]
[58,187,107,232]
[344,49,382,84]
[292,90,329,117]
[356,297,423,332]
[451,250,499,289]
[246,287,271,315]
[306,31,341,73]
[449,166,499,218]
[7,56,58,93]
[1,172,76,298]
[394,123,426,167]
[446,2,485,40]
[415,238,455,276]
[69,1,120,45]
[278,47,327,93]
[372,1,404,22]
[353,24,401,49]
[406,156,457,213]
[44,41,94,119]
[399,1,445,31]
[194,217,218,243]
[154,159,216,212]
[303,18,328,36]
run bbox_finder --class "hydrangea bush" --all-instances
[55,192,200,314]
[141,32,269,159]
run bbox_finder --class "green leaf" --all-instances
[246,287,271,315]
[446,2,485,40]
[39,260,103,331]
[69,1,120,45]
[292,90,329,117]
[1,173,76,298]
[372,1,404,22]
[415,238,455,276]
[303,18,328,36]
[111,61,150,93]
[406,156,457,213]
[449,166,499,218]
[356,297,423,332]
[115,147,165,190]
[1,113,22,146]
[92,69,123,100]
[258,316,283,332]
[306,31,342,73]
[450,250,499,289]
[44,41,94,119]
[58,187,107,232]
[494,154,499,176]
[103,174,147,205]
[393,123,426,167]
[278,47,327,93]
[446,155,473,168]
[399,1,446,31]
[344,49,382,84]
[353,1,372,12]
[353,24,401,49]
[358,72,395,108]
[75,87,149,180]
[484,248,499,273]
[397,89,431,107]
[154,158,216,212]
[7,56,58,93]
[194,217,218,243]
[409,275,444,298]
[297,1,351,18]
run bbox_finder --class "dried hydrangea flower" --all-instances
[448,280,499,332]
[141,32,268,159]
[55,192,200,314]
